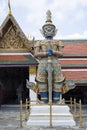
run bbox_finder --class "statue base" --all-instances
[26,105,76,127]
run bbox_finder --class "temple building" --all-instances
[0,3,87,104]
[61,40,87,104]
[0,9,38,104]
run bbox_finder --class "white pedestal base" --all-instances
[26,105,76,127]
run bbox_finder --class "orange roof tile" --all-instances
[61,60,87,65]
[63,42,87,55]
[64,71,87,80]
[0,55,27,61]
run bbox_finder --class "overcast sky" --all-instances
[0,0,87,40]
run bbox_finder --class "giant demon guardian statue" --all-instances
[26,10,75,104]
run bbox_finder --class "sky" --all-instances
[0,0,87,40]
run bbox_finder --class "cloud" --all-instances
[48,0,87,24]
[74,10,86,22]
[0,1,7,21]
[12,0,46,10]
[0,0,87,40]
[5,0,87,24]
[58,30,87,39]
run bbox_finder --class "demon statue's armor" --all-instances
[34,10,65,103]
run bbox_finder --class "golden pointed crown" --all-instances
[40,10,57,38]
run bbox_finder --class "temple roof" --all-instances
[0,14,31,53]
[0,13,37,66]
[63,70,87,85]
[62,40,87,57]
[60,58,87,68]
[0,54,38,67]
[0,15,22,37]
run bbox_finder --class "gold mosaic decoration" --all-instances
[0,25,26,49]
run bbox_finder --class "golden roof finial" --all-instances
[8,0,12,15]
[46,10,52,22]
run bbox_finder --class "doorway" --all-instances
[0,67,29,104]
[63,86,87,104]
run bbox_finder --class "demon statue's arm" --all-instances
[34,41,64,58]
[34,41,48,58]
[52,41,64,57]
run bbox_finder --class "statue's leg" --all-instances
[36,60,48,103]
[38,82,48,103]
[52,59,64,103]
[53,83,63,103]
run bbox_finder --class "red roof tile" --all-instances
[63,42,87,55]
[0,55,27,61]
[63,71,87,80]
[61,60,87,65]
[0,55,38,66]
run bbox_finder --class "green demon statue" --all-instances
[26,10,75,104]
[34,10,65,103]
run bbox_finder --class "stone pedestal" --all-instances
[26,105,76,127]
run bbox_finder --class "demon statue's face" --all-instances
[42,24,55,39]
[40,10,57,39]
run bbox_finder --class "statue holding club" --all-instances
[26,10,75,104]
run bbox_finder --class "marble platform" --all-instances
[26,105,76,127]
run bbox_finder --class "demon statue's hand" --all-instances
[46,49,53,56]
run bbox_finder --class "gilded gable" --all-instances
[0,25,24,49]
[0,15,30,53]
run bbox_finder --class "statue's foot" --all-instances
[58,98,65,104]
[37,99,48,104]
[37,99,45,104]
[53,98,65,104]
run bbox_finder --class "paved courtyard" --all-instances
[0,105,87,130]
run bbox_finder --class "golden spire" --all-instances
[46,10,52,23]
[8,0,12,15]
